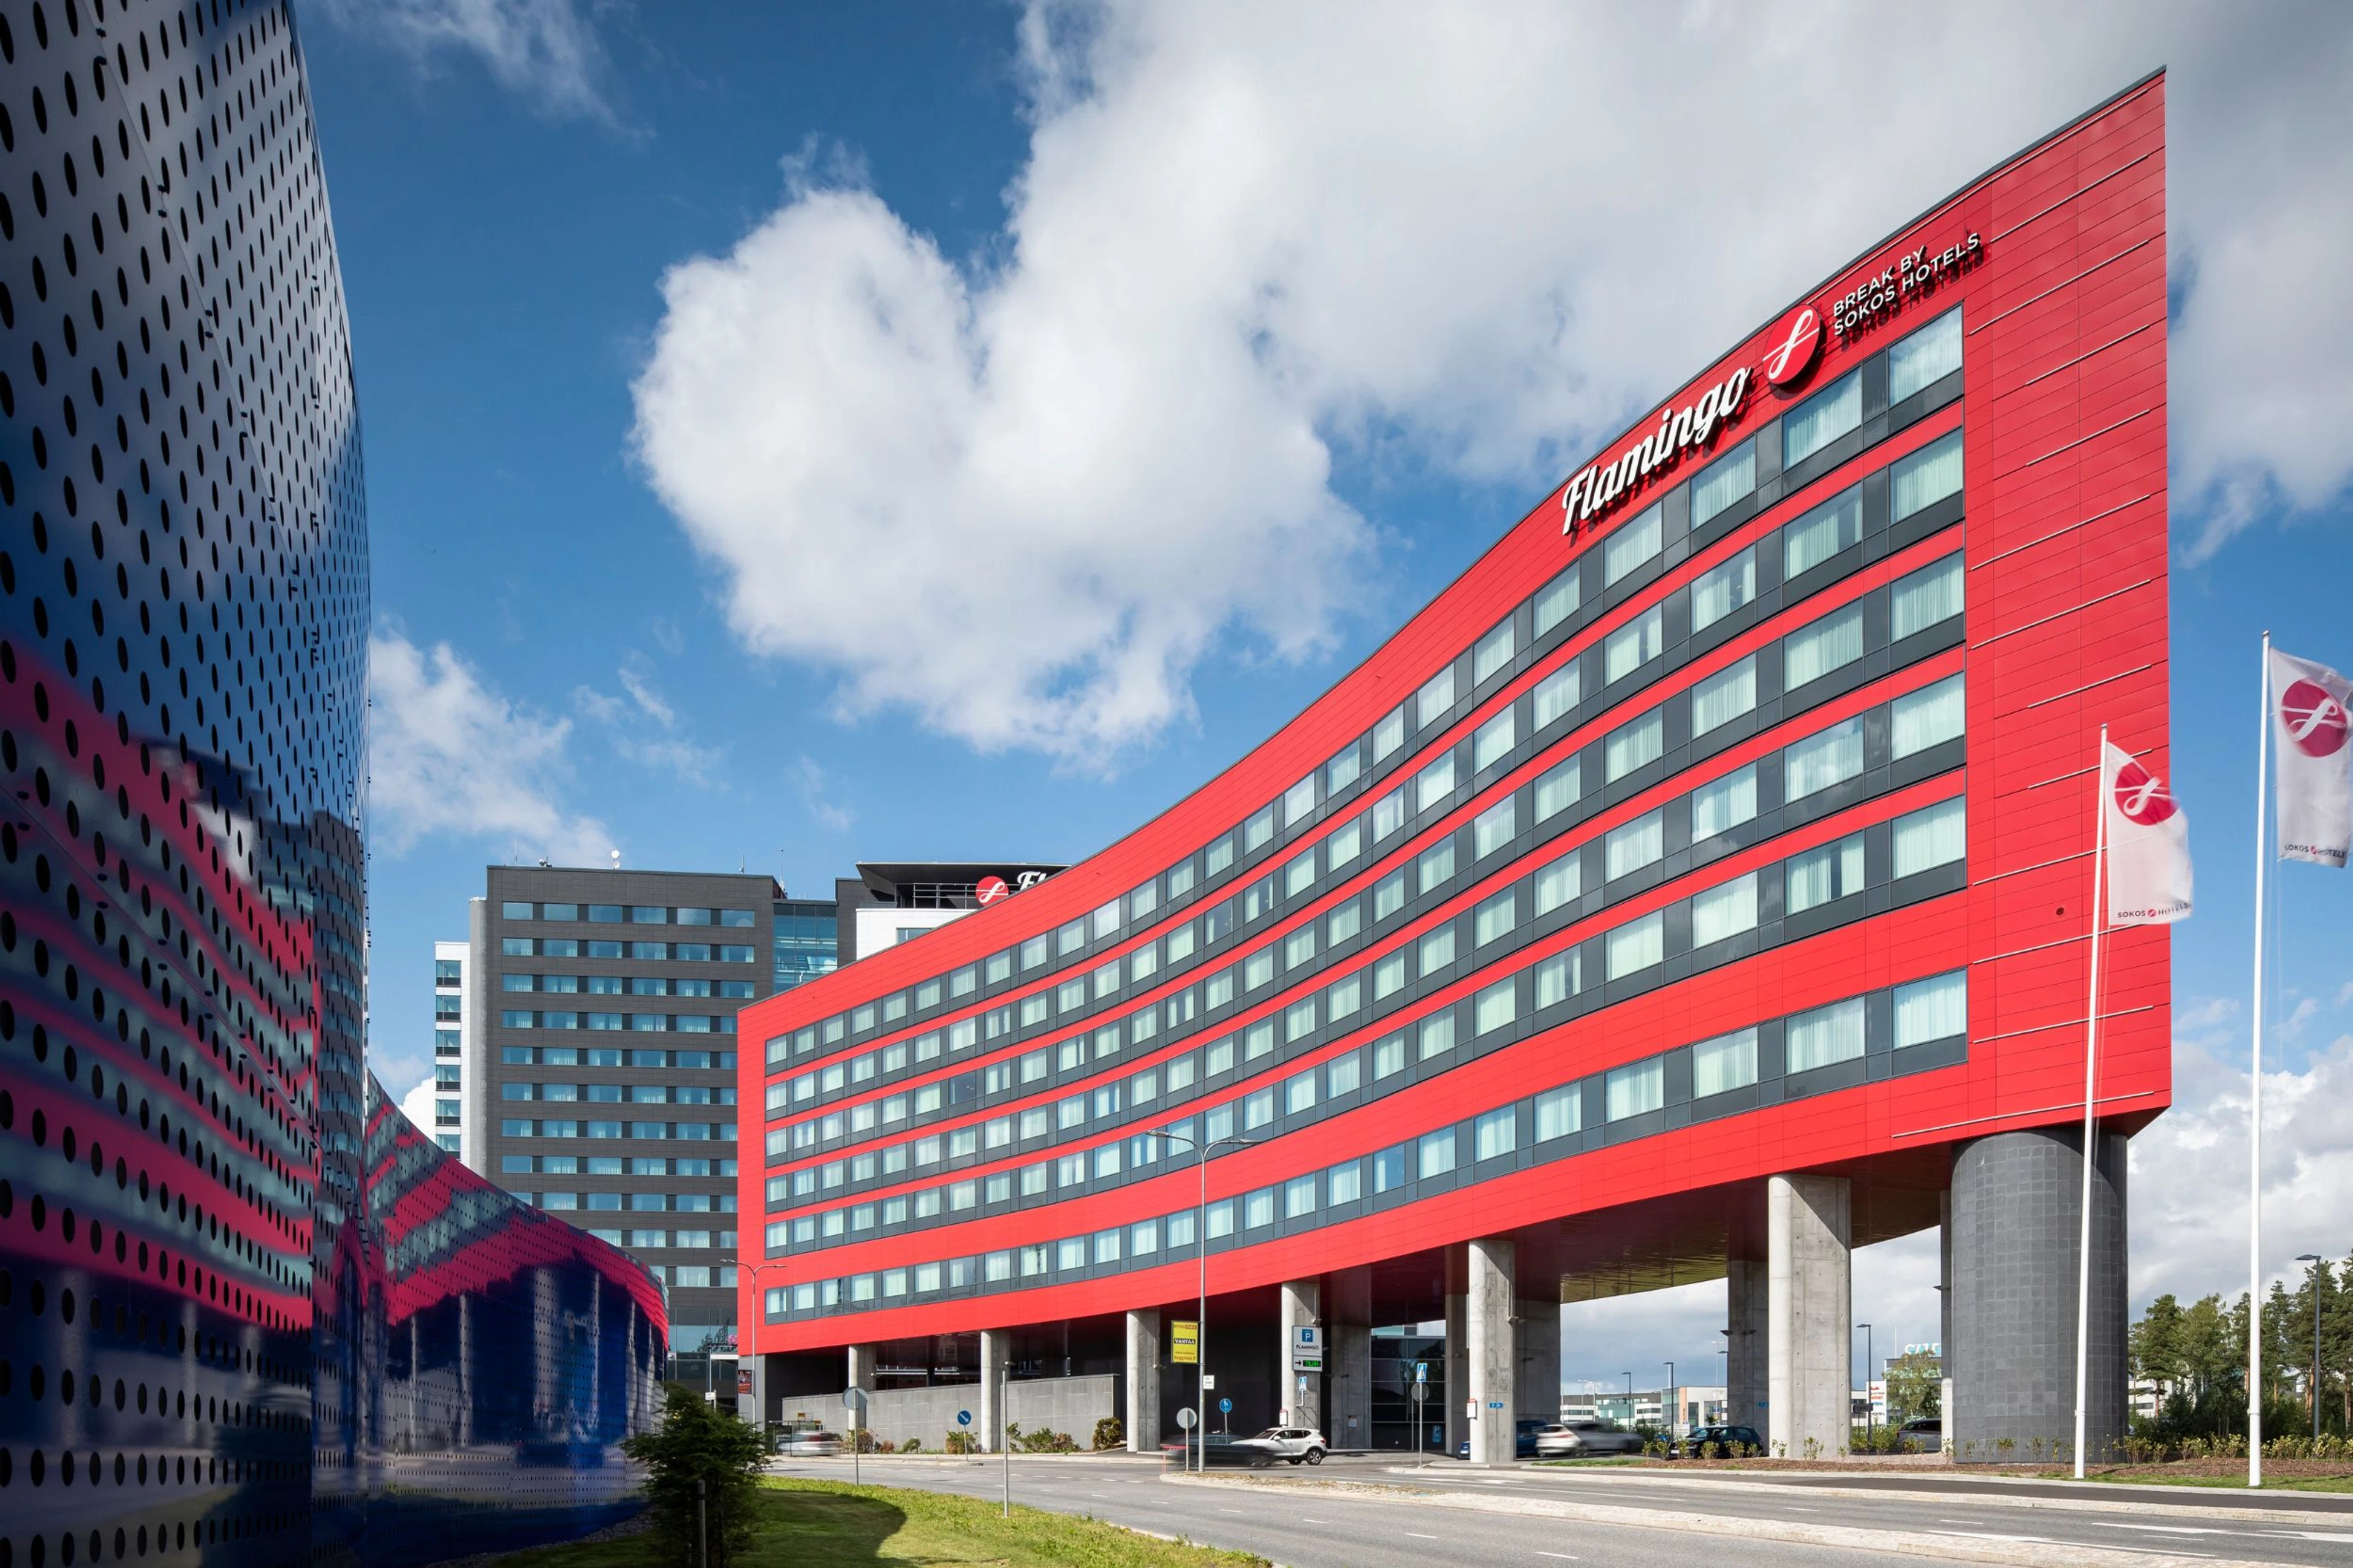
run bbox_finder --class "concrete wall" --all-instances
[781,1374,1120,1452]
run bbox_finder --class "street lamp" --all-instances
[743,1260,794,1442]
[1857,1323,1873,1441]
[2300,1254,2325,1443]
[1143,1127,1267,1473]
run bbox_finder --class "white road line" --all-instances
[1406,1532,1440,1539]
[1535,1554,1580,1561]
[1218,1507,1244,1513]
[2099,1523,2227,1535]
[2266,1533,2353,1543]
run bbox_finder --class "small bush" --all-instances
[1093,1417,1124,1451]
[900,1436,922,1454]
[944,1430,978,1455]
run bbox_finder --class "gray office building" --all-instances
[463,866,808,1357]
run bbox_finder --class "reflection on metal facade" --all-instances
[0,5,666,1567]
[739,80,2170,1362]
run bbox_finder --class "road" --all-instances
[767,1450,2353,1568]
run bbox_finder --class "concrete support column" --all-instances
[1767,1173,1851,1460]
[1279,1279,1322,1430]
[1726,1257,1769,1435]
[1444,1291,1468,1458]
[1466,1238,1517,1466]
[1515,1294,1561,1423]
[1939,1188,1957,1445]
[1125,1309,1162,1453]
[1327,1267,1373,1451]
[979,1330,1009,1453]
[1951,1127,2128,1465]
[846,1343,878,1447]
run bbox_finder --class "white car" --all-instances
[1234,1426,1328,1464]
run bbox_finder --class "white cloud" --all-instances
[573,653,727,785]
[317,0,616,123]
[369,626,615,866]
[794,756,855,834]
[631,1,2353,765]
[396,1074,441,1137]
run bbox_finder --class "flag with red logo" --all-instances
[2271,647,2353,867]
[2102,739,2192,926]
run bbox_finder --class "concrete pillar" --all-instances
[1466,1238,1517,1466]
[1279,1279,1322,1430]
[1767,1173,1851,1460]
[1327,1267,1373,1451]
[1939,1188,1957,1447]
[1951,1127,2128,1466]
[1125,1309,1162,1452]
[1515,1294,1560,1423]
[979,1330,1008,1453]
[1444,1290,1468,1457]
[1726,1257,1769,1436]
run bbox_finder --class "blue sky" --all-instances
[311,1,2353,1385]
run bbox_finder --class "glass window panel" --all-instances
[1534,756,1582,822]
[1534,853,1582,917]
[1419,1012,1456,1061]
[1475,619,1516,684]
[1691,545,1756,632]
[1284,773,1317,827]
[1245,805,1276,852]
[1374,1145,1408,1192]
[1419,926,1456,976]
[1605,809,1664,881]
[1286,851,1317,896]
[1787,997,1866,1072]
[1893,796,1967,877]
[1691,762,1759,839]
[1533,661,1582,729]
[1892,555,1965,641]
[1605,1057,1665,1121]
[1374,1034,1407,1080]
[1786,831,1867,914]
[1534,1084,1582,1141]
[1474,796,1517,859]
[1418,838,1457,894]
[1889,308,1963,401]
[1374,949,1408,999]
[1895,969,1968,1047]
[1328,901,1363,945]
[1327,1051,1361,1097]
[1474,979,1517,1035]
[1534,569,1581,635]
[1286,1175,1318,1218]
[1419,1129,1457,1179]
[1474,1107,1517,1161]
[1783,485,1863,577]
[1605,605,1664,684]
[1418,665,1458,727]
[1539,949,1583,1008]
[1892,673,1965,757]
[1374,705,1407,762]
[1691,872,1759,946]
[1692,1026,1759,1098]
[1605,911,1664,980]
[1892,430,1965,520]
[1605,710,1664,782]
[1691,656,1757,737]
[1786,716,1865,799]
[1286,1071,1317,1115]
[1605,501,1664,585]
[1327,817,1363,873]
[1373,787,1408,841]
[1328,1159,1362,1205]
[1474,709,1515,773]
[1417,751,1457,812]
[1785,605,1865,687]
[1474,890,1517,947]
[1692,441,1756,526]
[1783,369,1862,467]
[1327,743,1362,795]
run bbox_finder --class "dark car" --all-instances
[1160,1431,1277,1468]
[1673,1425,1764,1458]
[1896,1417,1943,1453]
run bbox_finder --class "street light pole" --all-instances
[2300,1254,2325,1443]
[1859,1323,1873,1444]
[1145,1127,1265,1474]
[1664,1362,1676,1440]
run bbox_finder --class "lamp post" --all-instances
[1858,1323,1873,1443]
[1144,1127,1267,1473]
[2300,1254,2325,1443]
[744,1260,795,1444]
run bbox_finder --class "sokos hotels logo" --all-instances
[2112,756,2179,827]
[2281,679,2351,757]
[1761,306,1824,390]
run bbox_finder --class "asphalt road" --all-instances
[767,1451,2353,1568]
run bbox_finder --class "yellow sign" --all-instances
[1171,1320,1199,1365]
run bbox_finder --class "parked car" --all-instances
[780,1429,843,1457]
[1672,1425,1765,1458]
[1161,1431,1279,1468]
[1533,1420,1644,1457]
[1896,1417,1943,1453]
[1237,1426,1329,1464]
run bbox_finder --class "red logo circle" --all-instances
[976,875,1010,906]
[1762,306,1824,389]
[2281,678,2351,757]
[2111,757,2177,827]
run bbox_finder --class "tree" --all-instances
[621,1384,772,1568]
[1884,1350,1941,1424]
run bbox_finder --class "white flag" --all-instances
[2102,739,2191,926]
[2272,647,2353,867]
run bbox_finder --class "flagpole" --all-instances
[2249,631,2272,1488]
[2073,724,2110,1480]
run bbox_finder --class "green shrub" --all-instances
[621,1383,771,1568]
[1093,1417,1125,1451]
[944,1430,979,1455]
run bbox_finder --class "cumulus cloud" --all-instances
[316,0,618,123]
[631,0,2353,765]
[573,653,727,785]
[396,1074,442,1137]
[369,626,615,866]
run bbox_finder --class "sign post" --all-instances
[843,1387,867,1488]
[1412,1362,1428,1468]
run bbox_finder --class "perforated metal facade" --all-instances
[0,4,666,1565]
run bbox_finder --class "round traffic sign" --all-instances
[1219,1398,1232,1414]
[1176,1407,1197,1430]
[976,874,1010,906]
[957,1409,972,1426]
[844,1387,868,1411]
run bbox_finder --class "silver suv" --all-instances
[1235,1426,1328,1464]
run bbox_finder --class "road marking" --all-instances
[1218,1507,1244,1513]
[1535,1555,1580,1561]
[2100,1524,2227,1535]
[1407,1532,1440,1539]
[2267,1533,2353,1543]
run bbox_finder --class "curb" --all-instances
[1165,1471,2278,1568]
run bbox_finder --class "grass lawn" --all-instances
[482,1477,1270,1568]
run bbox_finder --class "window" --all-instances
[1328,743,1362,795]
[1691,873,1759,946]
[1605,605,1664,684]
[1605,710,1664,782]
[1692,1027,1759,1097]
[1474,797,1517,859]
[1892,555,1963,641]
[1690,656,1757,737]
[1418,665,1457,727]
[1787,832,1866,913]
[1692,440,1755,526]
[1787,997,1866,1072]
[1474,979,1517,1035]
[1534,662,1581,729]
[1534,949,1581,1007]
[1475,619,1517,684]
[1889,308,1962,400]
[1606,1057,1664,1121]
[1374,1034,1407,1080]
[1605,911,1664,980]
[1784,369,1861,467]
[1419,1129,1457,1179]
[1374,949,1408,999]
[1419,839,1457,894]
[1419,925,1457,977]
[1327,902,1363,947]
[1327,1052,1361,1097]
[1327,818,1363,873]
[1605,501,1663,585]
[1605,809,1663,881]
[1417,751,1457,812]
[1474,1107,1516,1162]
[1474,890,1518,946]
[1894,796,1966,877]
[1534,852,1582,916]
[1373,706,1406,763]
[1373,787,1407,841]
[1207,1201,1235,1240]
[1893,673,1965,757]
[1328,1159,1363,1205]
[1535,569,1581,635]
[1785,605,1864,687]
[1895,970,1967,1047]
[1286,852,1317,898]
[1535,757,1582,822]
[1784,485,1862,577]
[1374,1145,1408,1192]
[1786,717,1865,800]
[1535,1084,1581,1141]
[1327,973,1362,1021]
[1243,1187,1276,1230]
[1893,430,1964,520]
[1692,546,1756,632]
[1132,1218,1161,1256]
[1474,708,1515,773]
[1419,1012,1456,1061]
[1691,762,1758,839]
[1283,774,1317,828]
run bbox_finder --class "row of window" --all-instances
[499,902,759,926]
[500,970,760,998]
[529,1188,736,1212]
[623,1261,737,1289]
[764,516,1961,1133]
[499,1046,739,1070]
[501,1081,737,1105]
[500,1154,737,1176]
[498,938,760,963]
[762,574,1957,1158]
[525,1224,735,1249]
[499,1119,738,1142]
[763,787,1965,1237]
[499,1010,740,1032]
[758,310,1966,1075]
[760,968,1968,1316]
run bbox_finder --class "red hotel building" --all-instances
[738,77,2169,1463]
